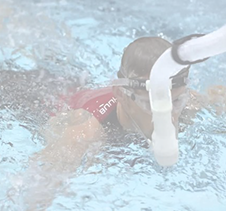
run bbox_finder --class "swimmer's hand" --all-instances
[206,85,226,114]
[10,168,65,210]
[188,85,226,115]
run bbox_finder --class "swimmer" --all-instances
[39,37,195,169]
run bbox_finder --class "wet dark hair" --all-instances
[119,37,172,79]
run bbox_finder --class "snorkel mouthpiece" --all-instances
[151,110,179,167]
[150,89,179,167]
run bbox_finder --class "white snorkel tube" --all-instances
[147,49,188,167]
[148,24,226,166]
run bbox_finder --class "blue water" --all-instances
[0,0,226,210]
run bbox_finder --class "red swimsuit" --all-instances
[64,87,117,123]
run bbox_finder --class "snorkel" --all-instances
[112,25,226,166]
[148,24,226,166]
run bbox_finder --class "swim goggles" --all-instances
[115,66,189,89]
[111,67,190,114]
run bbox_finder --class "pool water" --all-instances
[0,0,226,210]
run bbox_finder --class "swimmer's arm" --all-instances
[36,109,105,169]
[22,109,105,210]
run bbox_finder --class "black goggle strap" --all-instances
[126,79,147,90]
[172,77,188,89]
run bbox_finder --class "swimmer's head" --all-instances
[119,37,171,79]
[114,37,189,139]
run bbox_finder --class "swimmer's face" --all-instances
[115,82,187,139]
